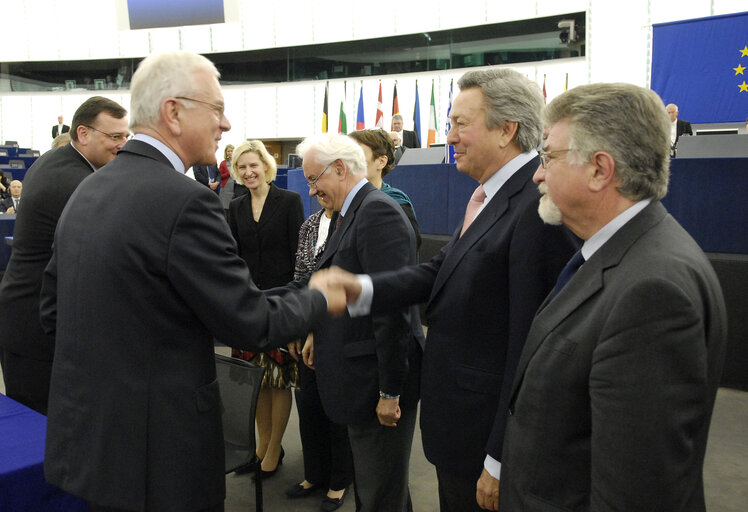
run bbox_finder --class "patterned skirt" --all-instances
[231,348,299,390]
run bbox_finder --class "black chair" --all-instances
[215,353,266,511]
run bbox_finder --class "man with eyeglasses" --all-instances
[0,95,128,415]
[40,51,343,512]
[295,133,421,512]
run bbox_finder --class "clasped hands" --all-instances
[307,266,362,315]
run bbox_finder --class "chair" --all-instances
[215,353,266,511]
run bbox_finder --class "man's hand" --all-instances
[476,468,499,511]
[4,207,15,214]
[309,271,346,315]
[325,266,363,303]
[301,334,315,369]
[209,181,219,190]
[287,338,303,361]
[376,396,401,427]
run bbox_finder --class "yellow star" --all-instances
[741,46,748,57]
[740,81,748,93]
[736,64,747,75]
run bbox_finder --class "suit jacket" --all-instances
[499,201,727,511]
[228,183,304,289]
[0,196,19,212]
[676,118,693,143]
[369,156,579,477]
[311,181,423,425]
[0,143,94,362]
[52,124,70,138]
[193,164,221,194]
[402,129,420,149]
[40,140,326,512]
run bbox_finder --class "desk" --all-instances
[0,393,88,511]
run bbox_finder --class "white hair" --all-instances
[296,134,366,178]
[129,51,220,130]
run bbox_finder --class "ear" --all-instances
[75,125,90,146]
[161,98,183,136]
[497,121,519,148]
[588,151,618,192]
[376,154,387,171]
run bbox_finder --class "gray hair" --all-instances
[129,51,220,130]
[391,114,403,122]
[457,68,544,152]
[544,83,670,201]
[296,134,366,178]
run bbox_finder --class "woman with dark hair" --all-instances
[228,140,304,479]
[348,129,421,249]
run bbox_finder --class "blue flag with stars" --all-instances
[651,11,748,123]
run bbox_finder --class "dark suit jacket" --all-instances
[193,164,221,194]
[369,157,579,477]
[228,183,303,289]
[40,139,326,512]
[0,144,94,363]
[311,181,423,425]
[402,129,420,149]
[499,202,727,511]
[676,118,693,143]
[52,124,70,138]
[0,196,19,212]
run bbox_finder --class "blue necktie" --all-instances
[550,251,585,300]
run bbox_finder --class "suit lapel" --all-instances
[429,160,536,302]
[314,182,374,270]
[256,184,280,228]
[509,201,669,399]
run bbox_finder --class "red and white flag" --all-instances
[374,82,384,129]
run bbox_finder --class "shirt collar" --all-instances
[340,178,368,217]
[482,149,538,202]
[133,133,185,173]
[69,142,98,171]
[582,199,652,260]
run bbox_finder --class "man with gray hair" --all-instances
[499,83,727,511]
[316,68,578,511]
[297,133,422,512]
[391,113,420,148]
[41,51,343,512]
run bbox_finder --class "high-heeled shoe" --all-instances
[253,446,285,480]
[234,454,261,475]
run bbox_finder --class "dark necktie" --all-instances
[549,251,585,300]
[334,213,343,230]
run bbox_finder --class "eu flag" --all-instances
[651,11,748,123]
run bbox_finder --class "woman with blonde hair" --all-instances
[228,140,304,478]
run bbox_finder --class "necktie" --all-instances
[460,185,486,237]
[549,250,585,300]
[13,198,18,211]
[334,213,343,230]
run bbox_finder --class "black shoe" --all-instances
[234,455,261,475]
[285,482,320,499]
[253,447,285,480]
[320,489,347,512]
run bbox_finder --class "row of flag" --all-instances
[322,72,570,162]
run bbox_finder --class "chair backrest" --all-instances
[214,353,265,472]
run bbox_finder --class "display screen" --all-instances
[127,0,225,30]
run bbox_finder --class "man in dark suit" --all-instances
[0,179,22,213]
[296,133,422,512]
[194,163,221,194]
[499,83,727,511]
[666,103,692,157]
[51,115,70,138]
[391,113,420,148]
[39,51,344,512]
[0,96,129,414]
[320,68,578,511]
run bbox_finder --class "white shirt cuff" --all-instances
[347,274,373,317]
[484,455,501,480]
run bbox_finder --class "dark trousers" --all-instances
[0,348,52,415]
[89,503,223,512]
[436,466,484,512]
[295,363,354,490]
[347,403,417,512]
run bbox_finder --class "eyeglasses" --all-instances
[175,96,225,119]
[85,125,130,143]
[539,148,573,168]
[307,161,334,189]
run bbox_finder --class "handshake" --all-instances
[308,266,361,315]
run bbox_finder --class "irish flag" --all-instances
[427,80,437,147]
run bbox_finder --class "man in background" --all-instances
[0,180,22,213]
[391,113,420,148]
[41,51,342,512]
[51,115,70,138]
[0,96,128,414]
[666,103,692,157]
[194,163,221,194]
[499,83,727,511]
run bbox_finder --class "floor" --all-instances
[1,361,746,511]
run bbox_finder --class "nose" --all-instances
[308,186,317,198]
[446,124,457,145]
[220,114,231,132]
[533,163,545,184]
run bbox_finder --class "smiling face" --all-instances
[236,151,268,190]
[78,112,130,168]
[178,69,231,166]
